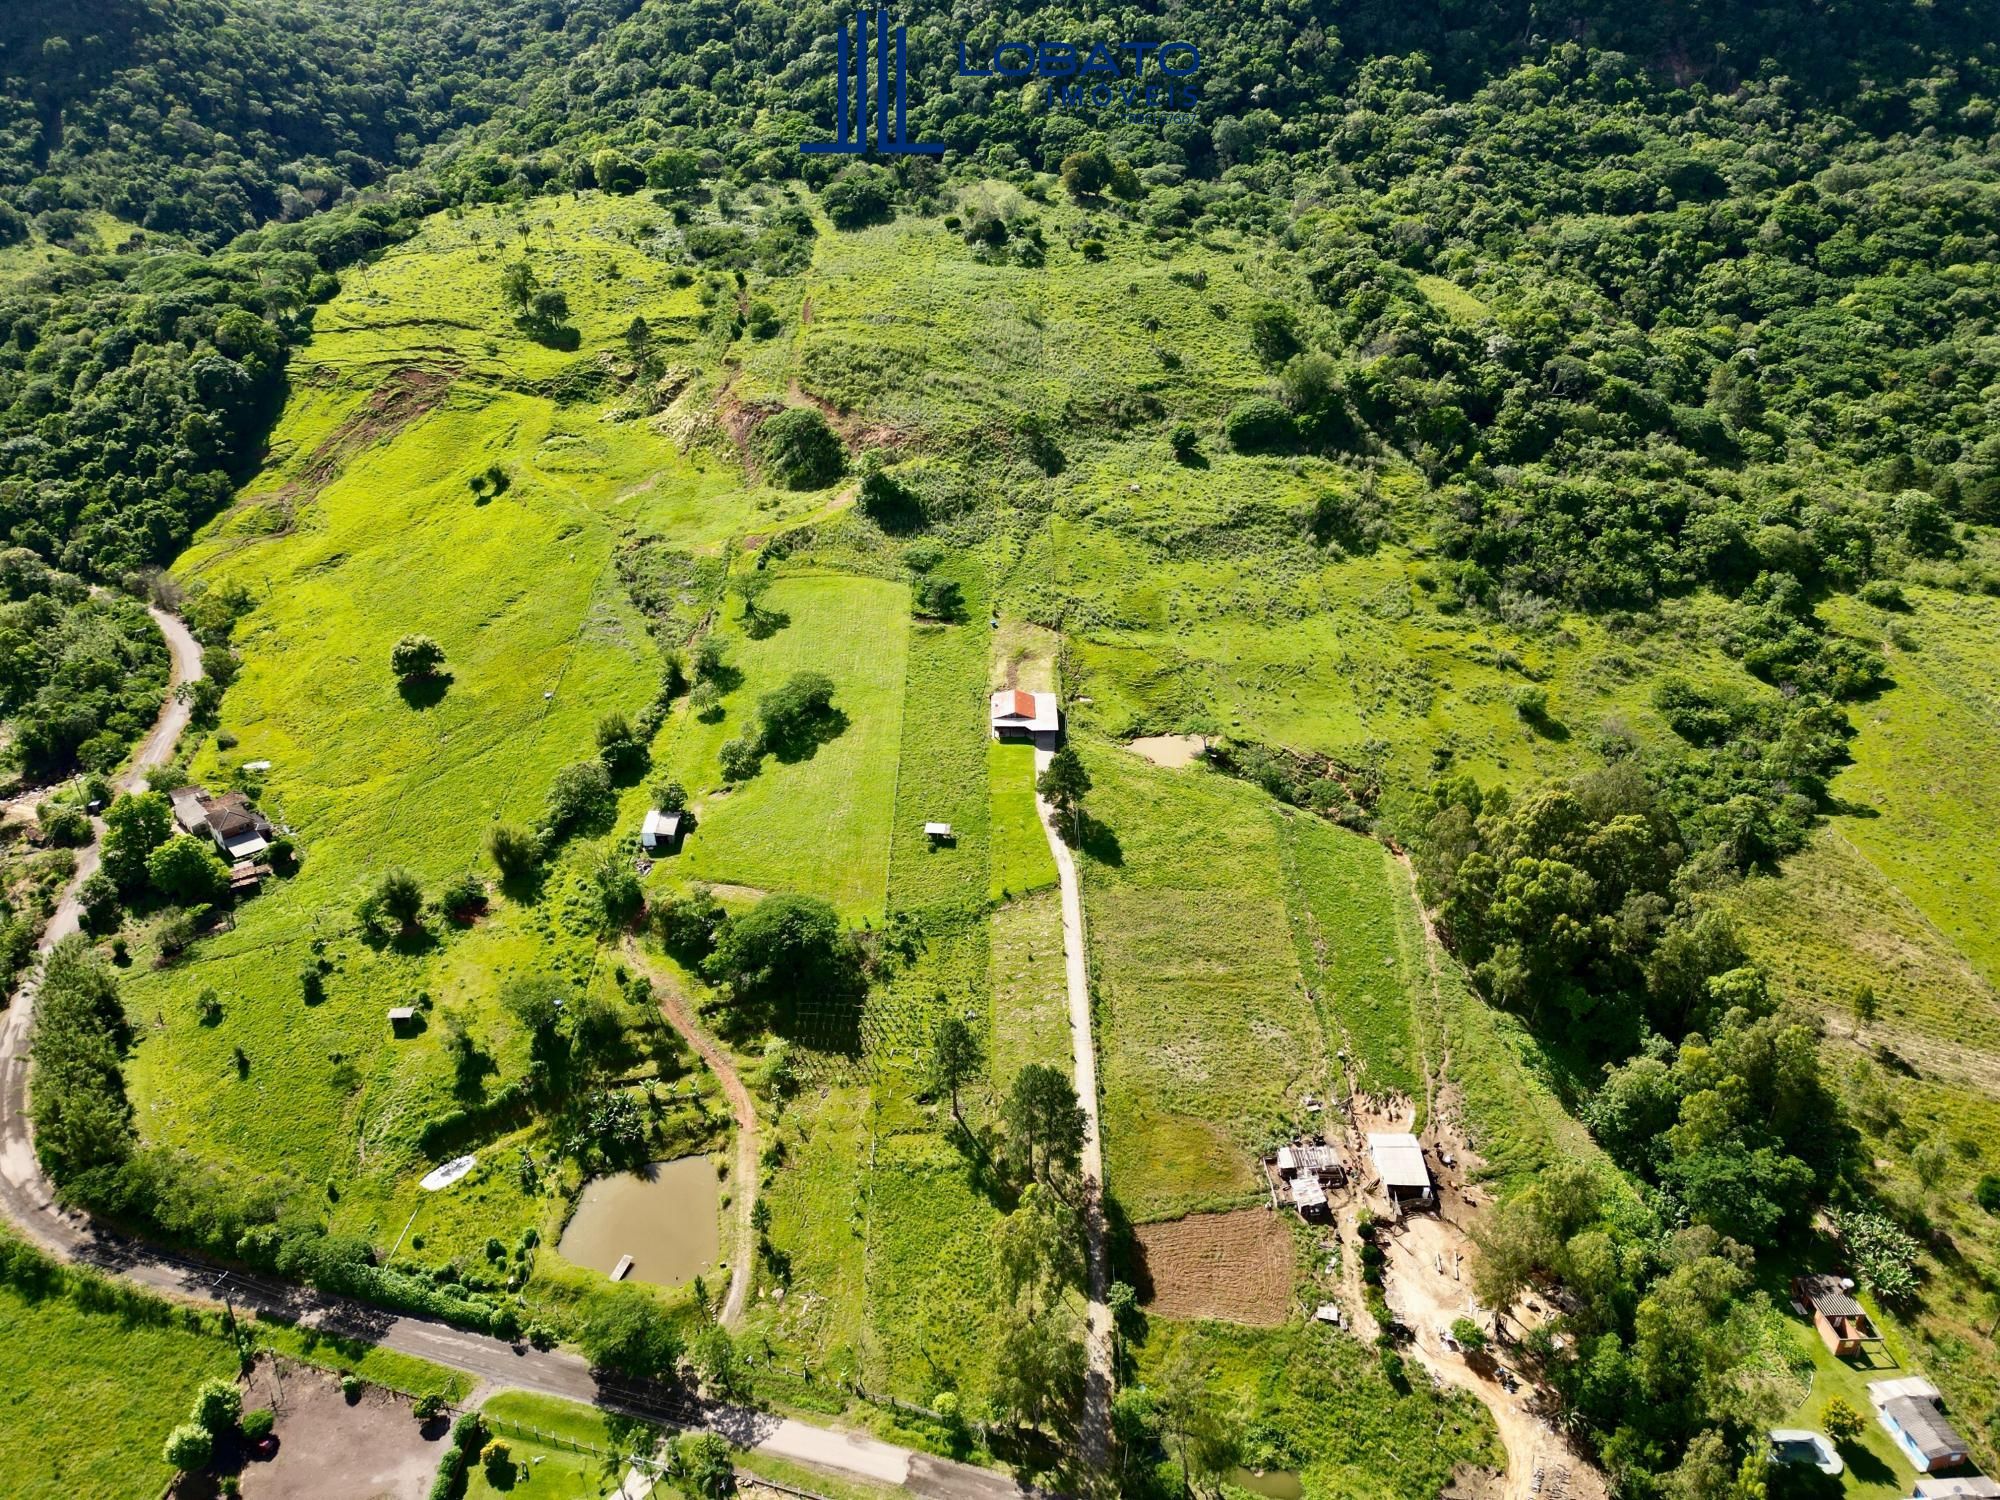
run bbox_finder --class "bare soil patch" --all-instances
[233,1357,446,1500]
[1134,1208,1295,1325]
[1126,734,1207,769]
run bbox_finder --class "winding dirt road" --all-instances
[622,935,759,1329]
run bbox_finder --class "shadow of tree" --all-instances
[398,672,452,710]
[764,707,849,765]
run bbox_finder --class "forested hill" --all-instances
[0,0,1997,580]
[0,0,637,245]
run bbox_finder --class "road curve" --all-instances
[1033,748,1113,1474]
[0,607,1040,1500]
[621,934,760,1330]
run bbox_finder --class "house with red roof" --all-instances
[989,689,1061,749]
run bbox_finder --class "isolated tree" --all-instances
[190,1377,242,1435]
[578,1289,683,1378]
[1059,149,1111,200]
[500,260,540,313]
[1004,1063,1087,1187]
[752,407,844,490]
[1822,1397,1865,1446]
[992,1304,1085,1434]
[928,1015,983,1128]
[652,778,689,813]
[673,1432,735,1498]
[692,1325,744,1397]
[390,633,446,681]
[1037,746,1091,840]
[375,867,425,930]
[1156,1341,1237,1495]
[706,893,858,1013]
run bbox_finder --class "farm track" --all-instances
[622,935,760,1329]
[1032,747,1114,1476]
[0,614,1043,1500]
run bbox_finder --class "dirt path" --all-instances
[622,936,759,1330]
[1032,747,1113,1474]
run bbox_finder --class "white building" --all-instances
[990,689,1060,749]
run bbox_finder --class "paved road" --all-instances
[623,935,760,1329]
[1033,748,1113,1473]
[0,607,1041,1500]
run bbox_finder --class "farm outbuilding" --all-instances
[1913,1479,2000,1499]
[1872,1379,1970,1473]
[1271,1138,1347,1221]
[640,809,684,852]
[1367,1132,1435,1208]
[1792,1273,1882,1356]
[990,689,1061,749]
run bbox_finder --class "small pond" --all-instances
[1228,1468,1304,1500]
[557,1156,719,1288]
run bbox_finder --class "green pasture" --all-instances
[469,1391,662,1500]
[645,572,909,921]
[0,1274,237,1500]
[1279,816,1423,1099]
[1081,743,1328,1223]
[1823,587,2000,992]
[988,740,1058,901]
[1133,1320,1499,1500]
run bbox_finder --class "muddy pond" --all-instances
[1228,1469,1304,1500]
[557,1155,719,1288]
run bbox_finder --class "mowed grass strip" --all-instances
[1280,814,1423,1098]
[858,1131,1011,1404]
[987,740,1057,901]
[651,573,907,921]
[989,890,1071,1082]
[886,561,993,915]
[1082,746,1326,1222]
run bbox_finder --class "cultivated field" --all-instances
[1133,1208,1297,1326]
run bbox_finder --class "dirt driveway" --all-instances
[236,1358,447,1500]
[1381,1217,1605,1500]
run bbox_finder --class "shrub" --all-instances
[486,822,540,879]
[190,1376,243,1434]
[1224,398,1296,452]
[163,1422,213,1472]
[1977,1174,2000,1213]
[1168,420,1200,462]
[241,1408,276,1441]
[753,407,844,490]
[653,778,689,813]
[38,803,91,846]
[544,760,614,838]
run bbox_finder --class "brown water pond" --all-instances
[557,1156,719,1288]
[1228,1469,1304,1499]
